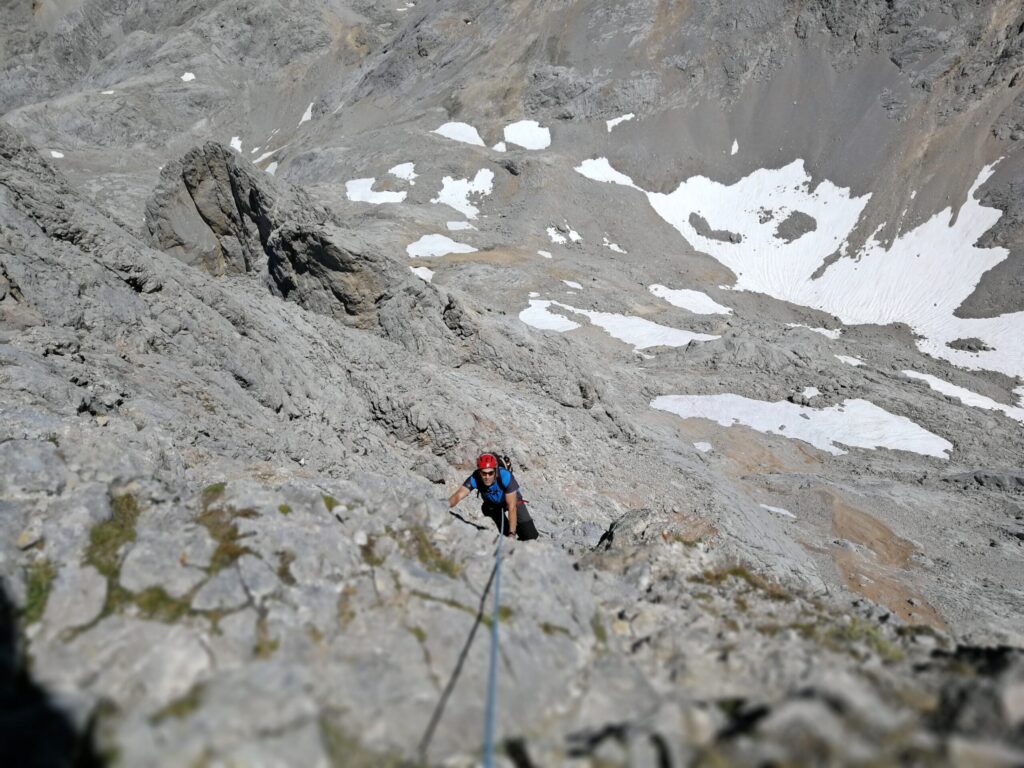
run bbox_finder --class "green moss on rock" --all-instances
[21,559,56,625]
[406,526,461,578]
[150,683,205,724]
[87,493,143,579]
[319,714,405,768]
[196,505,257,574]
[540,622,571,637]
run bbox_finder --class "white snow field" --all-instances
[518,300,581,332]
[650,284,732,314]
[389,163,417,184]
[520,300,719,350]
[606,113,635,132]
[577,157,1024,378]
[431,169,494,218]
[345,178,407,205]
[651,394,952,458]
[406,234,477,258]
[410,266,434,282]
[903,371,1024,424]
[253,145,287,164]
[602,237,627,253]
[432,122,485,146]
[503,120,551,149]
[787,323,842,339]
[546,228,567,244]
[760,504,796,519]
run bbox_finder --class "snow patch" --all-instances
[503,120,551,150]
[903,371,1024,424]
[580,156,1024,378]
[230,137,242,153]
[389,163,417,184]
[299,102,314,125]
[49,150,64,159]
[265,162,278,176]
[835,355,863,367]
[550,302,719,350]
[407,234,477,258]
[602,237,627,253]
[410,266,434,282]
[650,285,732,315]
[786,323,842,339]
[801,387,821,398]
[180,72,195,82]
[652,394,951,458]
[433,122,485,147]
[346,178,407,205]
[576,158,638,188]
[563,280,583,290]
[493,142,507,152]
[537,250,553,259]
[760,504,795,519]
[431,169,494,219]
[546,228,567,245]
[446,221,476,231]
[731,139,739,156]
[693,441,713,453]
[606,113,635,132]
[519,300,581,332]
[253,145,287,164]
[101,90,115,95]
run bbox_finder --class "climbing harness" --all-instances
[482,513,505,767]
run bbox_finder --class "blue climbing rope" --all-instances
[482,512,505,767]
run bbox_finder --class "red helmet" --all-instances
[477,453,497,470]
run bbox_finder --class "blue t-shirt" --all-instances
[463,468,519,505]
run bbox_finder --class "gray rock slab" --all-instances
[191,567,248,612]
[0,439,67,496]
[39,563,107,641]
[237,554,281,603]
[120,526,214,598]
[31,616,211,717]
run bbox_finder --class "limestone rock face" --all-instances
[145,142,281,276]
[265,223,400,327]
[4,0,1024,764]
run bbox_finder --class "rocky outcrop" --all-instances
[145,142,285,276]
[265,223,402,327]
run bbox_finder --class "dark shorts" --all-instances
[481,500,539,540]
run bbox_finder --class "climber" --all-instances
[448,453,539,540]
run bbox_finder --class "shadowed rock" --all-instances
[145,143,286,276]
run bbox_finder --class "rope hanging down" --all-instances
[482,513,506,767]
